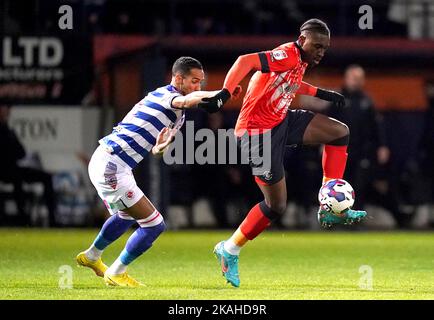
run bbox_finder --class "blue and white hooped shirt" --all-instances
[100,85,185,169]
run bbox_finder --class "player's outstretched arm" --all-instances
[297,81,346,107]
[223,53,261,94]
[196,53,261,113]
[171,90,221,109]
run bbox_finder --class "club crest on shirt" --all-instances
[262,171,273,181]
[271,50,288,61]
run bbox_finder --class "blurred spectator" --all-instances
[326,65,412,228]
[116,12,133,33]
[241,0,304,35]
[282,0,305,24]
[0,0,415,37]
[242,0,275,34]
[0,104,57,227]
[88,12,104,33]
[388,0,434,39]
[194,17,215,35]
[85,0,106,33]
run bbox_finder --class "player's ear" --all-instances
[298,34,306,46]
[174,73,183,85]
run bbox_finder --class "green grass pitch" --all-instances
[1,228,434,299]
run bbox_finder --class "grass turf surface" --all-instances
[0,228,434,299]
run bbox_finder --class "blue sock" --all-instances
[93,214,136,250]
[119,221,166,265]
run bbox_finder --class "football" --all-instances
[318,179,355,214]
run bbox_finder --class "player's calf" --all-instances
[105,210,166,279]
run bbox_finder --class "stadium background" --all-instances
[3,0,434,303]
[0,0,433,231]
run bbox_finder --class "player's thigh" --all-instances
[257,177,287,210]
[88,148,152,220]
[286,109,315,146]
[123,195,156,220]
[302,113,349,145]
[239,119,287,185]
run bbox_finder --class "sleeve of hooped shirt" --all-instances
[257,44,299,73]
[156,89,182,110]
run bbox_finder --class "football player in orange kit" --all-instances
[198,19,367,287]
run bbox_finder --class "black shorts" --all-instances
[237,109,315,185]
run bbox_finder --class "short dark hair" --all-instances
[300,18,330,36]
[172,56,203,76]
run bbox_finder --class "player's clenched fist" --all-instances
[316,88,346,107]
[197,88,231,113]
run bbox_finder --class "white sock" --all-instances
[85,245,103,262]
[106,258,128,275]
[224,240,241,256]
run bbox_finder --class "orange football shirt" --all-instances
[235,42,309,136]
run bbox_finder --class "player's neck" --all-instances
[294,40,308,63]
[170,81,182,94]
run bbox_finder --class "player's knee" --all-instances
[157,220,167,234]
[328,123,350,146]
[137,220,166,250]
[335,122,349,138]
[148,220,166,237]
[341,123,350,137]
[262,200,287,217]
[273,202,287,216]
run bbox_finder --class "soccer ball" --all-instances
[318,179,355,214]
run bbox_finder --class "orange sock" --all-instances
[323,176,332,184]
[224,203,272,255]
[239,203,271,240]
[224,228,248,255]
[322,145,348,184]
[229,228,248,247]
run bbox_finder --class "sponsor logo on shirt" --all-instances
[283,83,300,95]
